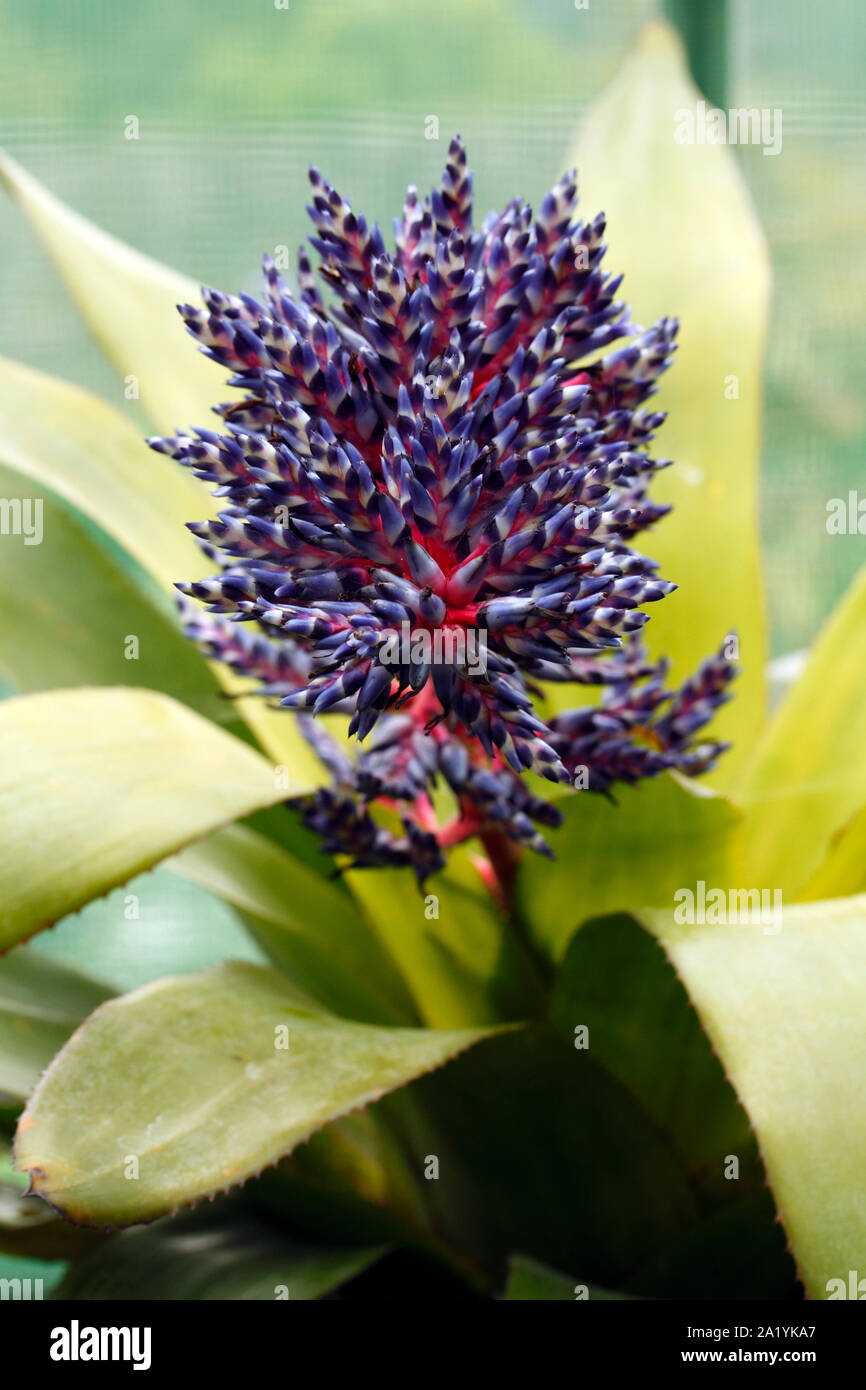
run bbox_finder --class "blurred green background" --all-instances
[0,0,864,658]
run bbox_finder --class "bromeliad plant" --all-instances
[1,24,866,1300]
[148,133,735,887]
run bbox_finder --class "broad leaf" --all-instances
[0,354,324,782]
[551,915,752,1198]
[168,824,418,1025]
[0,687,289,950]
[550,914,795,1298]
[566,19,769,778]
[0,354,208,587]
[369,1025,700,1285]
[517,772,742,961]
[0,464,223,721]
[640,893,866,1300]
[0,149,228,429]
[738,564,866,895]
[15,961,496,1226]
[798,802,866,902]
[630,1188,795,1301]
[257,1107,437,1253]
[54,1204,383,1301]
[0,950,110,1104]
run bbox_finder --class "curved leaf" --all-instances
[0,354,324,783]
[798,802,866,902]
[383,1023,698,1284]
[640,893,866,1299]
[168,824,418,1025]
[0,149,228,429]
[550,914,795,1298]
[566,19,769,777]
[15,961,497,1227]
[0,464,223,719]
[0,950,110,1104]
[0,687,289,950]
[0,354,208,584]
[54,1205,383,1301]
[551,915,752,1195]
[738,564,866,895]
[258,1108,437,1251]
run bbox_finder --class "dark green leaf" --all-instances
[55,1203,383,1300]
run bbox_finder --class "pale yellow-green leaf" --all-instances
[0,687,290,950]
[0,355,207,582]
[15,960,497,1226]
[640,894,866,1300]
[798,803,866,902]
[737,564,866,895]
[0,354,323,784]
[346,866,501,1028]
[0,148,227,429]
[565,19,769,780]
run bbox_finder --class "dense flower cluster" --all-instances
[152,139,735,881]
